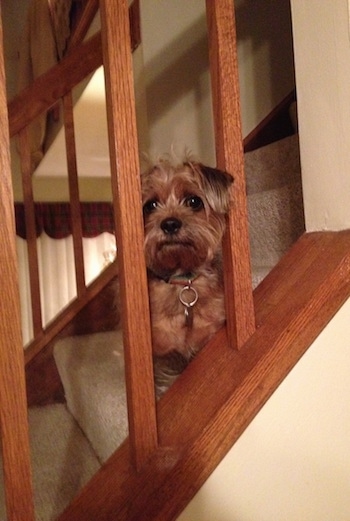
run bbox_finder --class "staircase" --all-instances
[4,1,350,520]
[0,133,305,520]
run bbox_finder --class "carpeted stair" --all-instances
[1,134,304,520]
[53,330,127,463]
[0,404,100,521]
[246,134,304,286]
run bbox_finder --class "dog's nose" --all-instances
[161,217,182,235]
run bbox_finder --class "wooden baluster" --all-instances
[0,15,35,520]
[67,0,99,51]
[100,0,158,470]
[206,0,255,349]
[8,32,103,139]
[18,128,43,337]
[63,93,86,296]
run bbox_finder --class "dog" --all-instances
[141,157,233,395]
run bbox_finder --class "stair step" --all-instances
[245,134,301,194]
[0,404,100,521]
[248,181,304,268]
[245,134,304,269]
[53,330,128,463]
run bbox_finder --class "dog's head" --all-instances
[141,159,233,278]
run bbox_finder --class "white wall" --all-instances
[140,0,295,164]
[178,296,350,521]
[234,0,295,136]
[290,0,350,231]
[140,0,215,164]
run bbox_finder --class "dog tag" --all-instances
[184,307,193,328]
[179,284,198,328]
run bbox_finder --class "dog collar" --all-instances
[167,272,198,285]
[148,270,199,328]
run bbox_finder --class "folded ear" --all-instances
[186,162,233,214]
[199,164,234,192]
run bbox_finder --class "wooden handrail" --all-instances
[67,0,99,51]
[7,1,140,140]
[24,261,118,365]
[57,231,350,521]
[8,31,103,138]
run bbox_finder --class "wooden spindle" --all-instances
[0,13,35,519]
[206,0,255,349]
[18,128,43,337]
[63,92,86,296]
[100,0,158,470]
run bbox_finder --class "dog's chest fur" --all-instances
[148,267,225,358]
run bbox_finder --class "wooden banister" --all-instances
[2,0,262,516]
[8,31,103,138]
[67,0,99,51]
[206,0,255,349]
[18,128,43,336]
[57,231,350,521]
[0,17,35,519]
[7,1,140,141]
[63,92,86,296]
[100,0,158,470]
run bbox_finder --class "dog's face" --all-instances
[141,160,233,278]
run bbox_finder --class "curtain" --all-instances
[17,232,116,346]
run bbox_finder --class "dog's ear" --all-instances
[184,161,233,213]
[198,164,233,213]
[198,164,234,191]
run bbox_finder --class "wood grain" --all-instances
[243,90,296,152]
[24,260,118,364]
[206,0,255,349]
[100,0,158,470]
[67,0,99,50]
[25,274,120,406]
[18,128,43,336]
[8,32,103,138]
[63,93,86,296]
[0,18,35,520]
[57,230,350,521]
[8,2,140,140]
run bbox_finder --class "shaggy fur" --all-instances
[141,158,233,395]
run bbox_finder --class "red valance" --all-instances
[14,203,115,239]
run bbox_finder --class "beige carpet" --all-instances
[54,330,128,463]
[246,134,304,282]
[0,404,100,521]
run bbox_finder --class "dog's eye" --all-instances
[184,195,204,211]
[143,199,159,215]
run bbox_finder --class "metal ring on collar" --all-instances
[179,285,198,308]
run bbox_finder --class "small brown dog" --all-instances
[141,157,233,395]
